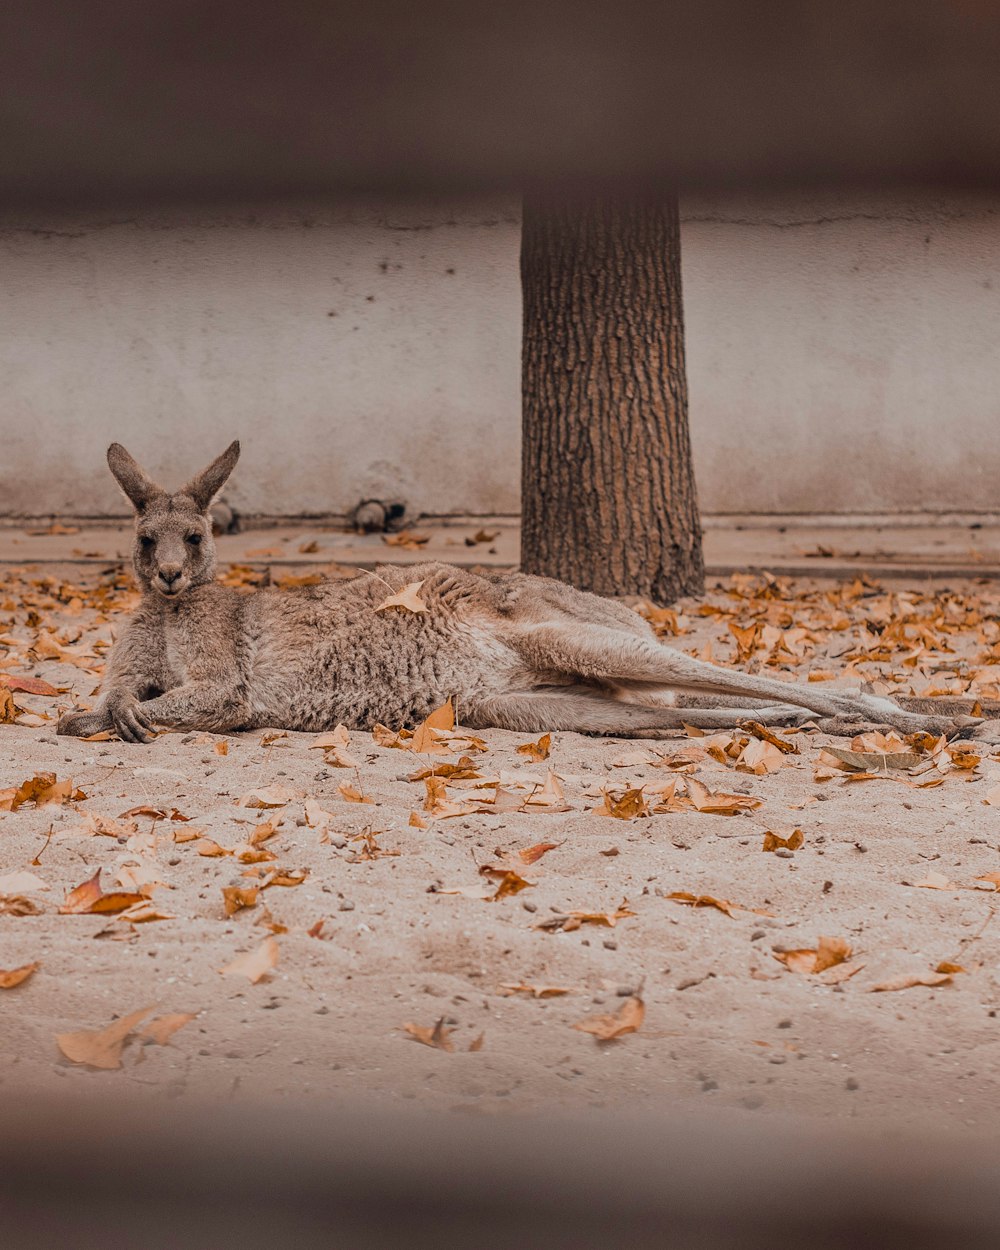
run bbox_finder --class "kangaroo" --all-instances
[57,442,974,745]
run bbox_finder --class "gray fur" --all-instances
[58,444,975,744]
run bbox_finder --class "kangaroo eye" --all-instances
[139,536,155,551]
[186,533,202,547]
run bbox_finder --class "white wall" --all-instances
[1,193,998,517]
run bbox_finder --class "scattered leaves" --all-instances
[573,996,644,1042]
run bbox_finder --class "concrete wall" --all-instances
[1,193,998,518]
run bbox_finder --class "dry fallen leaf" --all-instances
[518,841,561,865]
[0,673,59,696]
[761,829,804,852]
[219,936,280,983]
[10,772,81,810]
[666,891,739,918]
[55,1004,157,1070]
[774,936,853,975]
[516,733,552,762]
[411,699,456,754]
[403,1017,455,1051]
[594,787,649,820]
[572,996,644,1042]
[238,784,295,809]
[499,982,574,998]
[139,1012,197,1045]
[375,581,428,614]
[222,885,260,916]
[0,961,41,989]
[58,870,147,915]
[338,781,374,804]
[870,971,953,993]
[537,901,636,932]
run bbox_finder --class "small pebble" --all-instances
[603,938,617,950]
[845,1077,859,1091]
[777,1019,792,1029]
[775,848,794,859]
[521,899,537,913]
[338,899,355,911]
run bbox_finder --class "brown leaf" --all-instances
[0,673,59,696]
[11,772,79,809]
[518,841,560,865]
[139,1012,197,1045]
[312,724,360,768]
[338,781,374,804]
[372,723,413,748]
[403,1017,454,1051]
[742,721,799,754]
[870,971,953,993]
[674,777,763,816]
[238,784,295,809]
[537,901,635,932]
[411,699,456,754]
[194,837,232,858]
[55,1004,157,1070]
[375,581,428,614]
[468,1032,485,1052]
[729,622,759,660]
[214,740,229,756]
[222,885,259,916]
[219,936,279,983]
[975,871,1000,891]
[594,787,649,820]
[736,737,787,776]
[499,982,573,998]
[935,961,968,975]
[516,733,552,762]
[479,864,534,900]
[573,996,645,1042]
[58,870,146,915]
[774,936,852,975]
[407,756,482,782]
[111,900,175,924]
[666,891,738,918]
[0,688,18,722]
[761,828,804,852]
[0,961,40,989]
[382,531,430,550]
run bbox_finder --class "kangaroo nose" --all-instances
[160,567,182,585]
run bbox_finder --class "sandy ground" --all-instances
[2,559,1000,1131]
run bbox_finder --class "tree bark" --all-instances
[520,193,704,604]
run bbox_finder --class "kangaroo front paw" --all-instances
[107,696,156,745]
[57,710,109,738]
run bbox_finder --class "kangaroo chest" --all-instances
[161,613,191,687]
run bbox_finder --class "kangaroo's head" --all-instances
[107,441,240,599]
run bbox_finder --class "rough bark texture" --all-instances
[520,194,705,604]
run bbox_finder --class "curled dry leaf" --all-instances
[774,936,853,976]
[222,885,259,916]
[870,971,953,993]
[975,871,1000,891]
[0,961,41,989]
[408,756,482,782]
[111,900,175,924]
[259,730,289,748]
[403,1017,454,1052]
[762,829,804,852]
[58,869,147,915]
[312,724,359,768]
[7,772,83,810]
[736,737,787,776]
[573,996,645,1042]
[238,784,295,809]
[55,1004,157,1070]
[516,733,551,762]
[499,983,573,998]
[741,721,799,754]
[219,936,279,983]
[0,673,59,696]
[194,837,232,858]
[0,687,19,722]
[338,781,374,804]
[375,581,428,614]
[372,723,412,749]
[537,901,635,932]
[139,1012,197,1045]
[479,864,534,900]
[518,841,561,865]
[594,787,649,820]
[666,892,738,918]
[410,699,456,755]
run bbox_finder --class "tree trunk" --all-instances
[520,193,704,604]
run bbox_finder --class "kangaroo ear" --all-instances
[107,444,161,512]
[183,440,241,512]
